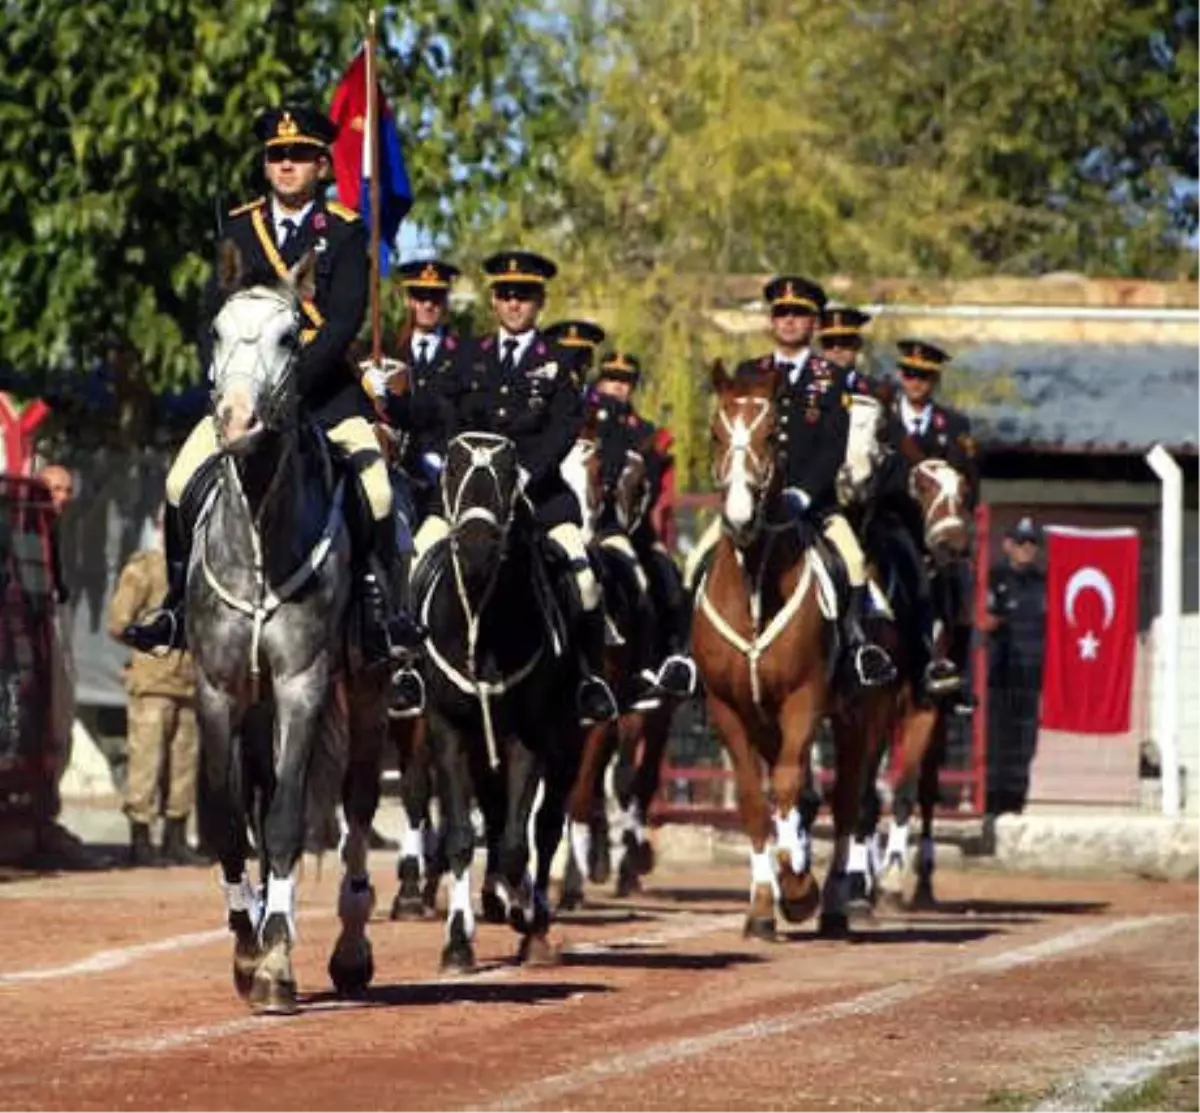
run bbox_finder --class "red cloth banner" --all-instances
[1040,525,1140,734]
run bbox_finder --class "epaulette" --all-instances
[326,200,361,222]
[227,197,265,218]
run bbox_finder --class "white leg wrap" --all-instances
[750,846,778,897]
[569,819,592,877]
[773,807,808,874]
[619,801,647,843]
[263,874,296,941]
[886,820,909,864]
[847,838,869,876]
[549,523,601,611]
[868,834,884,878]
[402,825,424,860]
[220,874,262,928]
[447,871,475,941]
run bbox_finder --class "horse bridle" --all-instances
[210,287,301,437]
[714,396,776,541]
[615,450,651,533]
[444,432,520,543]
[909,458,966,548]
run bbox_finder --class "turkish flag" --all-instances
[1041,526,1140,734]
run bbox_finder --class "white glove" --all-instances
[420,452,445,481]
[358,358,406,401]
[783,486,812,515]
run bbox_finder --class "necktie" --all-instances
[415,338,431,369]
[778,360,795,382]
[500,338,519,373]
[279,217,297,252]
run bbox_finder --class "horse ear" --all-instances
[216,238,244,295]
[710,359,730,393]
[287,249,318,303]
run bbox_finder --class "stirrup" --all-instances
[853,644,897,688]
[122,607,183,656]
[389,667,425,720]
[655,655,698,699]
[578,675,618,726]
[924,659,962,696]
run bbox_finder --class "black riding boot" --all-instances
[121,505,190,653]
[577,607,619,727]
[358,513,425,667]
[646,547,698,700]
[843,585,897,689]
[128,821,161,868]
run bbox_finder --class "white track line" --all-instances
[481,915,1182,1111]
[85,912,742,1060]
[0,929,227,987]
[1033,1028,1200,1111]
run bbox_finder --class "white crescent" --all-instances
[1064,566,1116,629]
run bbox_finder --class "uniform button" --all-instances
[779,433,789,443]
[471,380,480,390]
[497,407,507,418]
[500,385,509,395]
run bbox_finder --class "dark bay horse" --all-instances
[853,456,973,911]
[422,432,582,969]
[691,362,870,939]
[190,243,389,1013]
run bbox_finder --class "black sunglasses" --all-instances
[493,284,540,303]
[408,289,448,306]
[265,145,323,164]
[899,368,937,382]
[771,305,815,320]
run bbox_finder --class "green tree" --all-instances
[0,0,572,433]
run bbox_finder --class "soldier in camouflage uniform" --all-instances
[107,513,205,868]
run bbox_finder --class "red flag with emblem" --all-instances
[1040,526,1140,734]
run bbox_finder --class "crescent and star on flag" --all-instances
[1064,566,1117,662]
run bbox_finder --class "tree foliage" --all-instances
[0,0,571,414]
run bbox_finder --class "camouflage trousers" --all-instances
[123,695,198,824]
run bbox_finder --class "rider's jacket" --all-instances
[199,194,369,426]
[446,331,583,496]
[383,326,460,473]
[735,352,851,515]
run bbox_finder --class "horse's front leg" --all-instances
[431,712,478,973]
[561,720,610,911]
[495,737,544,946]
[194,676,258,1000]
[772,684,823,926]
[391,717,435,920]
[253,669,330,1014]
[330,680,386,996]
[707,693,776,940]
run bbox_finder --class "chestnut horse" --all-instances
[692,362,869,939]
[851,456,973,911]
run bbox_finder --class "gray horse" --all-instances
[191,241,388,1013]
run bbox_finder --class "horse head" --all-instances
[561,412,604,545]
[909,458,969,564]
[209,239,314,455]
[836,393,886,507]
[710,360,780,547]
[613,441,651,535]
[443,431,521,596]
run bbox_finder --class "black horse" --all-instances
[422,432,583,969]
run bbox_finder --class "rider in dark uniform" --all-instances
[405,252,618,726]
[543,320,606,389]
[588,353,697,703]
[689,276,895,689]
[883,339,978,708]
[122,106,421,687]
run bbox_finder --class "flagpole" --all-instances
[367,8,383,365]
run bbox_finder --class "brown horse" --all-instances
[851,456,973,912]
[692,362,868,939]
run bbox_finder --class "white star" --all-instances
[1078,630,1100,660]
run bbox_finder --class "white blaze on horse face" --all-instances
[839,395,883,504]
[723,413,755,529]
[211,289,299,445]
[561,440,598,544]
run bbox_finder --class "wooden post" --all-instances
[367,9,383,364]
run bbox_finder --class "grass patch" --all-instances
[1100,1055,1199,1112]
[983,1088,1037,1111]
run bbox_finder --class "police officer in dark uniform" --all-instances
[985,516,1046,813]
[544,320,607,389]
[588,353,697,704]
[123,105,421,682]
[819,305,874,379]
[407,251,618,726]
[689,276,895,689]
[886,339,979,707]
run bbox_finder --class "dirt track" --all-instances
[0,856,1195,1111]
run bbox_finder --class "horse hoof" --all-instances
[439,937,476,974]
[633,839,656,877]
[329,939,374,996]
[249,974,298,1016]
[517,933,561,967]
[777,868,821,925]
[877,888,907,914]
[390,892,430,921]
[743,915,777,942]
[818,911,851,939]
[909,878,937,911]
[557,886,584,913]
[615,856,641,899]
[588,858,611,886]
[480,890,508,925]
